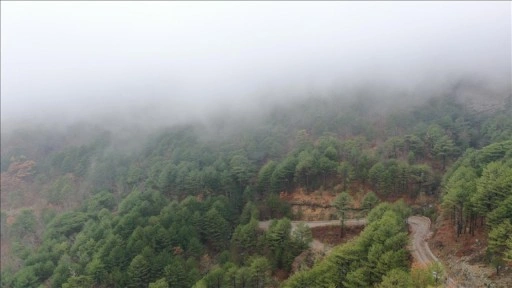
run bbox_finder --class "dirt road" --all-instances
[408,216,460,288]
[257,219,366,231]
[258,219,367,252]
[408,216,439,264]
[259,216,460,287]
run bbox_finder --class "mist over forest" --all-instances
[2,2,510,132]
[1,2,511,288]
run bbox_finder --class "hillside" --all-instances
[1,91,511,287]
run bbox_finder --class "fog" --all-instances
[1,1,510,131]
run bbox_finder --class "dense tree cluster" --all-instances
[283,202,412,287]
[442,140,512,273]
[1,187,312,287]
[1,92,511,286]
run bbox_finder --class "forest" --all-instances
[1,90,512,288]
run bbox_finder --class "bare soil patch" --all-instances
[431,213,512,288]
[311,225,364,246]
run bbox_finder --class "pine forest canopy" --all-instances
[1,90,511,288]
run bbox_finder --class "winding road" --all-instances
[257,219,366,231]
[259,216,460,287]
[408,216,459,288]
[258,219,367,252]
[408,216,438,266]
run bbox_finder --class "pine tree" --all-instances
[249,256,271,288]
[343,267,369,288]
[148,278,169,288]
[128,255,150,288]
[361,191,379,216]
[377,269,412,288]
[203,208,229,251]
[488,220,512,274]
[164,257,189,288]
[333,192,353,237]
[292,222,313,250]
[85,257,106,285]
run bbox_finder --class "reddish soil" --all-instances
[311,225,364,246]
[431,211,512,287]
[273,269,290,282]
[431,215,488,259]
[279,189,336,207]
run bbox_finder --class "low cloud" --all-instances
[1,2,510,131]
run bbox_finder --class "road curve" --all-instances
[408,216,439,264]
[257,219,366,231]
[259,216,460,287]
[258,219,367,252]
[408,216,460,288]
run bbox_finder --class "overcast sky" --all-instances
[1,1,510,128]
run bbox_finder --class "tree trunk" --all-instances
[459,204,464,234]
[340,215,345,238]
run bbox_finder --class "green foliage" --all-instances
[11,209,37,239]
[230,154,254,188]
[12,267,38,288]
[62,275,94,288]
[164,257,191,288]
[337,161,353,190]
[51,254,74,288]
[442,140,512,242]
[481,113,512,143]
[239,201,259,224]
[488,220,512,267]
[257,161,277,196]
[432,134,457,169]
[0,210,8,239]
[84,190,116,213]
[343,267,370,288]
[266,218,294,270]
[361,191,379,215]
[203,208,230,251]
[45,175,75,205]
[49,144,98,177]
[487,195,512,228]
[284,203,410,287]
[442,165,478,236]
[294,150,316,188]
[149,278,169,288]
[85,257,106,285]
[411,262,446,287]
[292,222,313,250]
[46,211,88,238]
[231,218,260,260]
[41,208,57,225]
[262,193,291,219]
[248,256,272,288]
[128,255,150,288]
[369,160,415,196]
[208,266,228,288]
[270,156,297,193]
[506,238,512,262]
[333,192,353,236]
[5,93,512,287]
[377,269,412,288]
[333,192,353,218]
[473,161,512,215]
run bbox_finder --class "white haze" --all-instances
[1,1,510,131]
